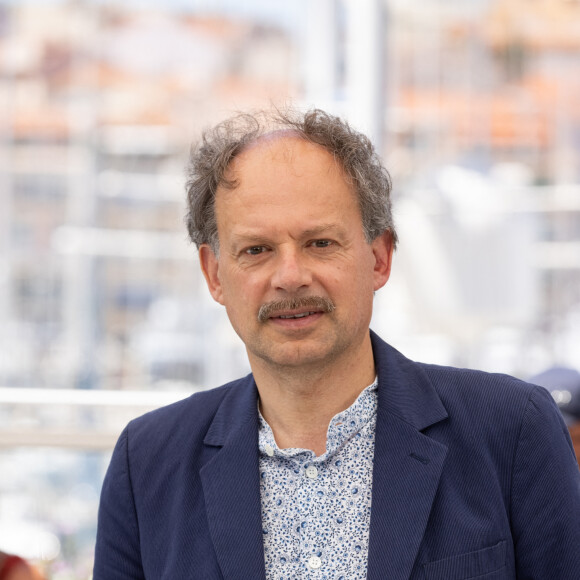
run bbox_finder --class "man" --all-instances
[94,109,580,579]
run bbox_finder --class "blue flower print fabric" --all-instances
[258,380,378,579]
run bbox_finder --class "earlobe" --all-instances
[371,232,394,291]
[199,245,225,305]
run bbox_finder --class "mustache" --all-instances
[258,296,335,322]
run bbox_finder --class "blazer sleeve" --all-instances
[93,426,146,580]
[510,386,580,578]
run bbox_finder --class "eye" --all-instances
[245,245,268,255]
[311,239,333,248]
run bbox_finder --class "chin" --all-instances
[252,338,346,370]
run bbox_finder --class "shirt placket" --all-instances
[259,381,378,580]
[295,456,332,576]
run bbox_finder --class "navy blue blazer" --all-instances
[94,332,580,579]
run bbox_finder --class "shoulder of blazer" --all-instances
[123,373,257,453]
[418,361,538,414]
[370,329,544,438]
[415,361,551,461]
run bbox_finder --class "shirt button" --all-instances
[305,465,318,479]
[264,444,274,457]
[308,555,322,570]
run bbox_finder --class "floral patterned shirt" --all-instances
[258,379,378,580]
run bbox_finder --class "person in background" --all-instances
[94,107,580,579]
[571,421,580,463]
[530,366,580,463]
[0,551,44,580]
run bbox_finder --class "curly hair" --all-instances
[185,108,397,253]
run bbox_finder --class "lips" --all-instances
[258,297,335,323]
[277,311,319,319]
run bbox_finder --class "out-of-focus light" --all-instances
[0,523,61,561]
[552,390,573,405]
[52,226,194,260]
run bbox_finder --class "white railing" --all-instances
[0,387,192,450]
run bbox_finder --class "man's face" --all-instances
[199,136,393,372]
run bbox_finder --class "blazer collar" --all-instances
[371,330,448,430]
[203,373,258,448]
[203,332,448,446]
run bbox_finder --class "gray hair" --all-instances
[185,108,397,253]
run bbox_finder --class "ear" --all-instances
[199,244,225,305]
[371,231,395,291]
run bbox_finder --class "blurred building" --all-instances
[0,3,298,396]
[373,0,580,375]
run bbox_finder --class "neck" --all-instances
[251,334,376,456]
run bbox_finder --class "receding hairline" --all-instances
[220,129,350,187]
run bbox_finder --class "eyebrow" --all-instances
[228,223,346,251]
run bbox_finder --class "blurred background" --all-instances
[0,0,579,577]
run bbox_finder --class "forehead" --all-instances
[224,134,349,188]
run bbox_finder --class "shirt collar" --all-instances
[258,378,378,462]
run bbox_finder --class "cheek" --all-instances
[222,272,264,308]
[352,269,379,301]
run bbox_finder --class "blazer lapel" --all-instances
[367,413,447,580]
[200,376,267,580]
[367,332,449,580]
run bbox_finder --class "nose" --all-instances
[270,247,312,293]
